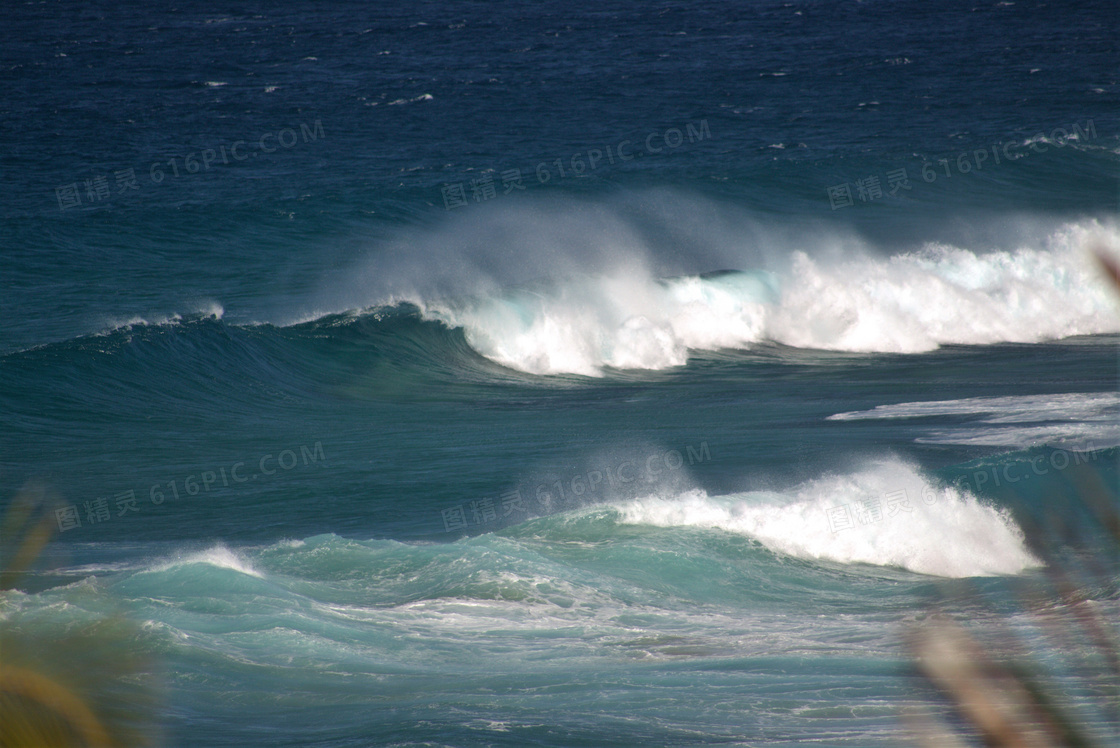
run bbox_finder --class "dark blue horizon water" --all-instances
[2,1,1118,745]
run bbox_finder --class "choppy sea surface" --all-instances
[2,1,1118,745]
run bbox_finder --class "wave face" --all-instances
[378,218,1119,375]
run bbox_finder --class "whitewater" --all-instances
[334,215,1120,375]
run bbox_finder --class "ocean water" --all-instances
[2,0,1118,745]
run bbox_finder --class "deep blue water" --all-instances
[2,1,1118,745]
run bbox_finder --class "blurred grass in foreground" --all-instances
[905,244,1120,747]
[0,483,162,747]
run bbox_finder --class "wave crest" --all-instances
[613,460,1041,577]
[416,221,1117,374]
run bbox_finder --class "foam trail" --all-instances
[830,392,1120,449]
[613,460,1041,577]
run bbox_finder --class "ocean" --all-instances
[1,0,1118,745]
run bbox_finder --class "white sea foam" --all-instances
[765,234,1117,353]
[387,93,433,105]
[419,271,777,376]
[613,460,1041,577]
